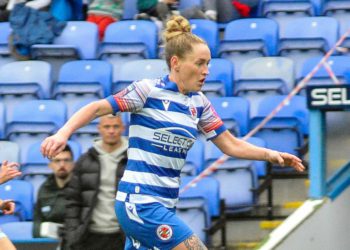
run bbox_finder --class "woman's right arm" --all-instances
[41,99,113,158]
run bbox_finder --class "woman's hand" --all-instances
[41,133,68,159]
[0,199,15,215]
[265,150,305,172]
[0,161,21,184]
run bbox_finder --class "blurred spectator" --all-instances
[33,145,74,238]
[63,115,128,250]
[217,0,259,23]
[9,2,66,59]
[0,0,51,22]
[136,0,217,22]
[0,160,21,250]
[0,0,10,21]
[50,0,84,21]
[86,0,123,40]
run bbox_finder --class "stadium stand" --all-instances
[202,58,234,97]
[219,18,278,79]
[0,61,52,117]
[209,97,250,136]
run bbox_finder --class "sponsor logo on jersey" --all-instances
[162,100,170,111]
[156,224,173,241]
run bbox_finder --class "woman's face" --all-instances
[172,43,211,94]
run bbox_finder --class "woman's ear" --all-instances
[170,55,180,72]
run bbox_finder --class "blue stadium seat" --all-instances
[190,19,219,57]
[323,0,350,42]
[0,61,52,115]
[31,21,98,60]
[204,139,260,212]
[123,0,138,19]
[0,180,34,220]
[55,60,112,97]
[54,60,112,116]
[0,103,5,139]
[258,0,316,18]
[236,57,294,116]
[250,95,308,171]
[6,100,67,162]
[100,20,159,83]
[0,141,20,164]
[0,22,14,67]
[182,140,205,176]
[219,18,278,79]
[209,97,250,136]
[180,176,221,217]
[255,95,309,136]
[1,221,34,240]
[0,214,21,225]
[114,59,168,93]
[202,58,234,97]
[31,21,98,81]
[323,0,350,16]
[100,20,158,59]
[278,17,339,76]
[298,56,350,90]
[179,176,226,246]
[176,197,209,243]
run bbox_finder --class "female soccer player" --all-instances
[41,15,304,250]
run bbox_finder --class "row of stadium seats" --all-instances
[0,56,348,118]
[1,15,350,66]
[0,94,309,158]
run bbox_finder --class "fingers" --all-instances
[280,152,305,172]
[40,137,52,158]
[5,162,19,170]
[41,136,66,159]
[2,201,15,215]
[1,160,7,167]
[7,169,22,179]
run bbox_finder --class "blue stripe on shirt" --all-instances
[127,160,181,178]
[118,181,179,199]
[206,124,227,140]
[106,95,120,113]
[129,137,188,159]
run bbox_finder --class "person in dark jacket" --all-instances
[33,145,74,238]
[63,114,128,250]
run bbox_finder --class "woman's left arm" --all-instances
[211,130,305,172]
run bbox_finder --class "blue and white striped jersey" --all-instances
[107,75,226,208]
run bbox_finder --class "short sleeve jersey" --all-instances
[107,75,226,208]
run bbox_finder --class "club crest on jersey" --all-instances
[156,224,173,241]
[189,105,197,119]
[162,100,170,111]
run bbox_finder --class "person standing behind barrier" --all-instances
[33,145,75,238]
[62,115,128,250]
[0,160,21,250]
[41,15,305,249]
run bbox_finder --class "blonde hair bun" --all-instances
[163,15,191,42]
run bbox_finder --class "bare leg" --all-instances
[173,235,207,250]
[0,237,16,250]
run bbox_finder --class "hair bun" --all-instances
[163,15,191,42]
